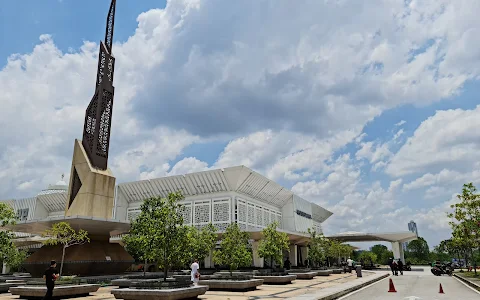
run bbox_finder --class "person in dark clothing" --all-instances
[341,260,347,273]
[392,260,398,276]
[42,260,59,300]
[387,257,394,275]
[397,259,404,275]
[284,258,291,270]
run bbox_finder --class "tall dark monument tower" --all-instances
[23,0,134,277]
[66,0,118,218]
[82,0,116,171]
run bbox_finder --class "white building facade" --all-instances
[2,166,333,268]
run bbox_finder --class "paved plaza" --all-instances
[339,267,480,300]
[0,272,362,300]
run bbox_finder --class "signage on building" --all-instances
[296,210,312,219]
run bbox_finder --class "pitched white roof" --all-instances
[117,166,330,215]
[117,166,289,206]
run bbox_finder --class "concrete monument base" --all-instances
[22,240,133,277]
[65,139,115,219]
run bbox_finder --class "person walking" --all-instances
[347,257,353,273]
[190,259,200,286]
[397,259,404,275]
[42,260,59,300]
[388,257,394,275]
[392,259,398,276]
[341,259,347,273]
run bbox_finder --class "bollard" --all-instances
[356,265,362,277]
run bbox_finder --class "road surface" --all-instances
[339,267,480,300]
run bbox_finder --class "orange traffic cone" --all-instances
[439,283,444,294]
[388,278,397,292]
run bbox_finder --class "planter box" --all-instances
[286,271,317,279]
[5,279,27,284]
[315,270,333,276]
[111,285,208,300]
[331,269,343,274]
[10,284,100,298]
[0,283,18,293]
[111,278,189,289]
[253,275,296,284]
[198,279,263,291]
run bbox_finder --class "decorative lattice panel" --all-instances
[127,208,141,221]
[194,201,211,224]
[180,204,192,224]
[213,201,230,222]
[238,223,247,231]
[263,209,270,226]
[270,211,276,225]
[214,223,229,232]
[195,224,207,230]
[237,201,247,223]
[255,207,263,226]
[247,204,255,225]
[275,214,282,228]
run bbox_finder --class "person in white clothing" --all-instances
[346,257,353,273]
[191,259,200,285]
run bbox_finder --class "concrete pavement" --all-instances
[339,267,480,300]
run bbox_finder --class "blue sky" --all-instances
[1,0,480,249]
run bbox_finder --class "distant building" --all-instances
[404,220,419,250]
[408,220,418,236]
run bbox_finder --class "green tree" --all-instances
[358,251,377,264]
[213,222,252,275]
[307,228,328,267]
[448,183,480,275]
[123,192,187,281]
[370,244,393,264]
[258,222,289,268]
[0,203,27,270]
[42,222,90,277]
[406,237,430,263]
[327,240,353,266]
[370,244,388,263]
[185,223,217,264]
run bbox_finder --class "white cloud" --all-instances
[2,0,480,248]
[387,106,480,177]
[168,157,210,176]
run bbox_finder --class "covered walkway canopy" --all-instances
[327,231,417,243]
[326,231,418,263]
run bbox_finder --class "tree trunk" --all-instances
[60,245,66,277]
[143,258,146,277]
[163,248,168,282]
[271,257,273,270]
[472,249,477,275]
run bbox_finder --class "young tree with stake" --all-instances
[42,222,90,277]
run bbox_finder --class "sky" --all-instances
[1,0,480,250]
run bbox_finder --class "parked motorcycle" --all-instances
[431,262,453,276]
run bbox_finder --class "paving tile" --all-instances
[0,273,364,300]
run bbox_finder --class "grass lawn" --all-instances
[456,271,480,279]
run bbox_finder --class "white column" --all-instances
[2,262,10,274]
[289,244,298,267]
[300,246,308,266]
[391,241,405,263]
[252,241,264,268]
[204,251,213,268]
